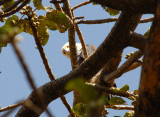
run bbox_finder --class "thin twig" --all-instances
[1,106,17,117]
[0,101,24,112]
[87,83,137,99]
[3,0,23,12]
[28,17,55,81]
[139,17,153,23]
[103,50,143,82]
[0,0,30,18]
[11,37,53,116]
[76,18,117,24]
[76,17,153,24]
[75,24,88,59]
[72,1,91,10]
[74,16,85,20]
[51,2,76,117]
[11,38,38,95]
[29,16,75,117]
[105,105,134,110]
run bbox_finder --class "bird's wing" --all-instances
[78,44,97,64]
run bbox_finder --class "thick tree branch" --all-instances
[128,32,147,50]
[90,0,156,14]
[16,12,141,116]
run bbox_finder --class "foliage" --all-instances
[0,5,69,47]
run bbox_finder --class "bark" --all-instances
[90,0,156,14]
[135,2,160,117]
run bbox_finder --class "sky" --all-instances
[0,0,152,117]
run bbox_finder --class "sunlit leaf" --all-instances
[124,111,134,117]
[109,97,126,105]
[105,8,119,16]
[120,84,129,92]
[33,0,45,10]
[72,103,87,117]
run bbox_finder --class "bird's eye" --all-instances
[66,46,69,48]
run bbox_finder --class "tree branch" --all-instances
[75,24,88,59]
[105,105,134,110]
[87,83,137,100]
[29,17,55,81]
[16,12,141,116]
[29,16,75,117]
[128,32,147,50]
[76,17,153,24]
[72,1,91,11]
[3,0,23,12]
[11,37,53,117]
[0,101,24,112]
[90,0,156,14]
[0,0,30,18]
[103,50,143,83]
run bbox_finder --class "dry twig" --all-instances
[103,50,143,82]
[105,105,134,110]
[72,1,91,10]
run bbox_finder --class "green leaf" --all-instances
[105,8,119,16]
[37,27,49,46]
[46,10,69,32]
[120,84,129,92]
[144,27,150,37]
[72,103,87,117]
[108,97,126,105]
[66,78,98,103]
[5,15,19,27]
[33,0,45,10]
[1,0,16,10]
[0,15,22,47]
[124,111,134,117]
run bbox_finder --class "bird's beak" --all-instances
[62,49,68,54]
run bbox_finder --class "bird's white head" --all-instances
[61,42,82,59]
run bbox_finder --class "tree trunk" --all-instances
[135,2,160,117]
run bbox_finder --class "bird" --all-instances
[61,42,116,105]
[61,42,96,64]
